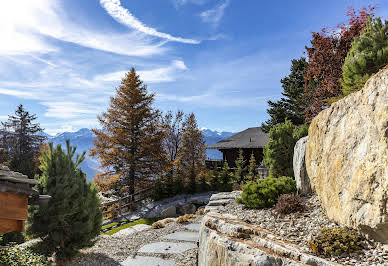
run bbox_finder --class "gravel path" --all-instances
[68,215,202,266]
[214,192,387,266]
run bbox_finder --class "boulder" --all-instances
[293,136,312,195]
[160,206,176,218]
[177,203,196,215]
[306,68,388,243]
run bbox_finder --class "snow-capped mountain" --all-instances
[45,128,235,181]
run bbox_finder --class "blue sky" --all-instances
[0,0,387,135]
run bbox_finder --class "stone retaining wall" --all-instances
[198,192,337,266]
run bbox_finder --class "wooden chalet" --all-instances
[206,127,269,169]
[0,166,50,235]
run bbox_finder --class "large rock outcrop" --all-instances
[293,136,312,195]
[306,69,388,243]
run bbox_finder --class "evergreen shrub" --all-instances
[341,17,388,96]
[263,120,308,178]
[0,232,25,246]
[237,176,296,209]
[309,227,364,256]
[274,194,305,215]
[28,141,102,260]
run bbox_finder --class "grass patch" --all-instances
[103,218,160,236]
[101,222,119,230]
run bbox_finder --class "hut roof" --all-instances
[0,166,38,185]
[207,127,269,150]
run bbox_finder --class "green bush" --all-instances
[263,120,308,178]
[0,246,49,265]
[341,17,388,96]
[274,194,305,215]
[238,177,296,209]
[309,227,364,256]
[0,232,25,246]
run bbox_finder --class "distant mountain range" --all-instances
[46,128,235,181]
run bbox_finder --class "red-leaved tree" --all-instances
[304,6,376,121]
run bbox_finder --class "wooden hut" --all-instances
[206,127,269,168]
[0,166,49,235]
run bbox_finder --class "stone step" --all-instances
[121,255,174,266]
[163,231,199,242]
[138,241,196,254]
[184,223,201,231]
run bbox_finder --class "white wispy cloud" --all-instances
[94,60,188,83]
[0,0,167,56]
[200,0,229,26]
[100,0,200,44]
[172,0,208,8]
[0,88,36,98]
[41,101,102,119]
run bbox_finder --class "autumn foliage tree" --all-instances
[304,6,375,120]
[90,68,166,196]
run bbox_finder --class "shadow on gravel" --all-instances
[67,253,121,266]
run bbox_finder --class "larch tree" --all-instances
[262,58,308,132]
[90,68,166,196]
[0,104,46,178]
[179,113,206,194]
[304,6,375,121]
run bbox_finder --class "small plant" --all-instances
[0,246,49,265]
[177,214,195,223]
[237,176,296,209]
[309,227,364,256]
[196,208,205,215]
[274,194,305,215]
[152,221,165,229]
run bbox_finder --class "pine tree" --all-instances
[246,153,257,182]
[90,68,166,196]
[1,104,46,178]
[179,113,206,194]
[209,170,220,191]
[341,17,388,95]
[28,141,102,260]
[263,120,308,178]
[234,149,247,184]
[262,58,308,132]
[219,161,233,192]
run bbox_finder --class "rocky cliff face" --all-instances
[306,69,388,243]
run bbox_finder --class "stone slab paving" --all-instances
[163,231,199,242]
[138,241,197,254]
[184,223,201,231]
[132,224,152,232]
[121,256,175,266]
[112,227,136,237]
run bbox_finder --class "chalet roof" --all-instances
[0,165,38,185]
[207,127,269,150]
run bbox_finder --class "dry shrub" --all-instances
[163,218,175,224]
[176,214,195,223]
[152,221,165,229]
[195,208,205,215]
[274,194,305,215]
